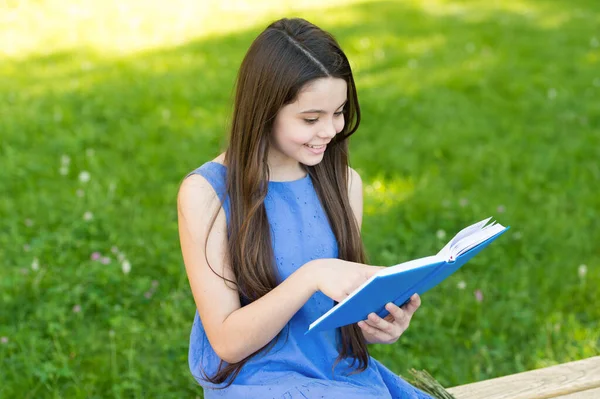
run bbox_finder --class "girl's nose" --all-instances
[319,120,337,139]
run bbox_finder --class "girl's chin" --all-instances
[300,149,325,162]
[271,145,326,166]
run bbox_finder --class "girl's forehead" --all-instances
[292,78,347,110]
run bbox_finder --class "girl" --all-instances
[177,17,433,399]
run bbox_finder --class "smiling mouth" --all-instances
[304,144,327,149]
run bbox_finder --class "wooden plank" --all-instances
[555,387,600,398]
[447,356,600,399]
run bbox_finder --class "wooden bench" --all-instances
[446,356,600,399]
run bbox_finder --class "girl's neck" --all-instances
[267,148,306,182]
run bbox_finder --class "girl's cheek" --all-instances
[291,127,315,145]
[336,118,345,132]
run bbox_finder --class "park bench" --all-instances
[446,356,600,399]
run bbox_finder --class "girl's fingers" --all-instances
[401,294,421,315]
[366,312,397,336]
[360,295,422,340]
[358,320,388,342]
[386,302,408,323]
[384,303,411,331]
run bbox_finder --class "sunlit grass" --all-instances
[0,0,376,58]
[2,0,600,398]
[3,0,598,61]
[364,175,416,216]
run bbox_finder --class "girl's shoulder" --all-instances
[211,152,226,166]
[187,152,227,178]
[180,153,229,204]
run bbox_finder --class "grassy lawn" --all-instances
[1,0,599,397]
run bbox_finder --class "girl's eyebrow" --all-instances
[298,99,347,114]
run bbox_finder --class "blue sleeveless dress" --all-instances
[186,161,433,399]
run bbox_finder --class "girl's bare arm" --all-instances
[178,174,322,364]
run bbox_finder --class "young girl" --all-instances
[177,17,433,399]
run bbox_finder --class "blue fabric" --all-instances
[186,161,433,399]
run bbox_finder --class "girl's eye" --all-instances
[304,110,344,125]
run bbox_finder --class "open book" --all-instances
[305,217,509,335]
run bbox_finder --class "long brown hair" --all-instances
[199,17,370,388]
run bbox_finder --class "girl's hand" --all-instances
[358,293,421,345]
[310,259,385,303]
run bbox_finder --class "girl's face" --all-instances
[269,77,347,168]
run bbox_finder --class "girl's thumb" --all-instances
[366,265,386,277]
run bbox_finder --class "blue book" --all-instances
[305,217,510,335]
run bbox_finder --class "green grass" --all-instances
[1,0,599,397]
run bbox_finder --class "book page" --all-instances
[449,217,493,248]
[437,217,493,258]
[449,222,505,260]
[376,254,443,277]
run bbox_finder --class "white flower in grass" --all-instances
[111,246,119,254]
[108,330,115,337]
[61,155,71,165]
[76,189,84,198]
[101,257,111,265]
[122,260,131,275]
[457,281,467,290]
[578,264,587,278]
[25,218,34,227]
[60,166,69,176]
[513,231,522,240]
[436,229,446,239]
[79,171,91,183]
[0,337,8,344]
[459,198,469,207]
[31,257,39,271]
[497,205,506,213]
[72,304,81,313]
[118,252,126,262]
[23,244,30,252]
[86,148,95,157]
[83,211,93,221]
[547,88,557,100]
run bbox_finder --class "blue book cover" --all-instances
[305,217,510,335]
